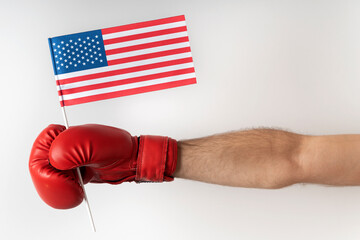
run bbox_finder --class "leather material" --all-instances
[29,125,84,209]
[136,136,177,182]
[29,124,178,209]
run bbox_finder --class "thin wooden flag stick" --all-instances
[61,106,96,232]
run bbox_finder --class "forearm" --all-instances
[174,129,305,188]
[300,134,360,186]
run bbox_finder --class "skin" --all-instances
[173,128,360,189]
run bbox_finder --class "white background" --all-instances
[1,0,360,239]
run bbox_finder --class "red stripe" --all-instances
[107,47,191,66]
[62,77,196,106]
[103,26,187,45]
[59,67,195,95]
[105,36,189,56]
[102,15,185,35]
[58,57,193,85]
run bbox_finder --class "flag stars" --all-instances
[52,32,106,73]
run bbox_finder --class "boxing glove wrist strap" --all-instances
[135,136,177,182]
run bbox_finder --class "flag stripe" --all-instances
[58,57,193,85]
[60,77,196,107]
[104,31,188,50]
[105,36,189,55]
[107,46,191,66]
[58,67,195,95]
[58,62,195,90]
[103,26,187,45]
[102,21,186,40]
[106,41,190,61]
[102,15,185,35]
[60,72,196,100]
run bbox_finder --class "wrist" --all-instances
[135,135,177,182]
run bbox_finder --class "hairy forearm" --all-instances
[174,129,305,188]
[174,129,360,188]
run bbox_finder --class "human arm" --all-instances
[29,124,360,209]
[174,129,360,188]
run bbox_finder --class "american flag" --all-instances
[48,15,196,106]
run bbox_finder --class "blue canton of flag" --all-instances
[49,30,108,74]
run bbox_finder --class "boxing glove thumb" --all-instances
[29,125,84,209]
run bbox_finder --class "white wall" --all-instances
[2,0,360,239]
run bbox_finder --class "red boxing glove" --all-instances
[29,124,177,209]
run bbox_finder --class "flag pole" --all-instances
[61,106,96,232]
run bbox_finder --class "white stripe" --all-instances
[57,43,192,80]
[58,62,194,90]
[102,21,186,40]
[60,72,196,101]
[106,41,190,61]
[104,31,188,50]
